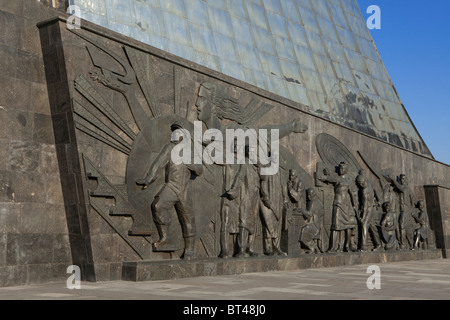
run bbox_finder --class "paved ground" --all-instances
[0,259,449,300]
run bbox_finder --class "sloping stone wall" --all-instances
[0,1,72,286]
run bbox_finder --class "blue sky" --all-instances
[357,0,450,165]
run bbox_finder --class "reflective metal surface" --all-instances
[72,0,431,157]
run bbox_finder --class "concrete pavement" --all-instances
[0,258,449,300]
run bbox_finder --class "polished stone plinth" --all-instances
[122,250,443,282]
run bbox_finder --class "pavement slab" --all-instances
[0,259,449,301]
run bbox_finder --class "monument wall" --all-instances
[0,1,448,287]
[37,15,449,282]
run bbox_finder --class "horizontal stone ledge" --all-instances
[122,249,443,282]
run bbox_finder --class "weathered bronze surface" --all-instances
[63,26,440,264]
